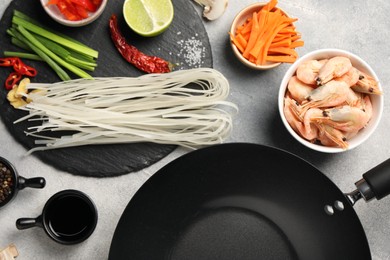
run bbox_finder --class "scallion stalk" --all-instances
[16,25,92,79]
[13,10,91,49]
[4,51,43,61]
[12,15,98,59]
[11,29,70,81]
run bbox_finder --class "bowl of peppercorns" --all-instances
[0,157,46,209]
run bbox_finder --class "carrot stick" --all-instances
[239,19,253,35]
[235,33,248,49]
[258,22,290,65]
[290,40,305,48]
[242,12,260,59]
[249,11,279,59]
[262,0,278,12]
[270,38,291,48]
[265,55,296,63]
[229,32,245,53]
[268,47,298,57]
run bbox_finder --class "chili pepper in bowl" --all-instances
[109,15,173,74]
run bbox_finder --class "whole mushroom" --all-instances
[193,0,228,20]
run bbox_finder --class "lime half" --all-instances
[123,0,174,37]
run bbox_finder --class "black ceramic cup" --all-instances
[0,156,46,209]
[16,189,98,245]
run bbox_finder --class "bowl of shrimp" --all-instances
[278,48,383,153]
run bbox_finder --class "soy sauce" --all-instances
[46,195,94,239]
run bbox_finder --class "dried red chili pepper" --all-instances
[5,72,22,90]
[109,15,172,74]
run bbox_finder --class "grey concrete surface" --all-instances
[1,0,390,259]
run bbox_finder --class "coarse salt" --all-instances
[177,34,206,69]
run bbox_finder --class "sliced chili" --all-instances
[69,0,97,12]
[0,57,17,67]
[109,14,172,74]
[13,58,37,77]
[1,57,37,90]
[5,72,22,90]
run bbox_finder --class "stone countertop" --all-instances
[1,0,389,259]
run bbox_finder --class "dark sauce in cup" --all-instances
[0,161,15,206]
[46,194,95,240]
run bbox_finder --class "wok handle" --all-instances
[362,158,390,200]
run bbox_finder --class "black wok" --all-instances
[109,143,390,259]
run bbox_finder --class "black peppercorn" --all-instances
[0,162,14,205]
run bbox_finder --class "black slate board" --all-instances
[0,0,212,177]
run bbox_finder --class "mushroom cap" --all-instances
[194,0,228,20]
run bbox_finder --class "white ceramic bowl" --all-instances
[278,49,383,153]
[229,3,289,70]
[40,0,108,27]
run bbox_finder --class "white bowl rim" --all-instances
[278,48,384,153]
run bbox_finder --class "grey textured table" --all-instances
[1,1,389,259]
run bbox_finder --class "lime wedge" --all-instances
[123,0,174,37]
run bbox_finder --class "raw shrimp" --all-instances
[311,96,372,134]
[283,97,318,141]
[300,80,350,117]
[296,60,323,85]
[335,67,360,86]
[351,71,382,95]
[345,87,365,108]
[287,76,315,103]
[316,56,352,86]
[316,123,348,149]
[302,107,322,138]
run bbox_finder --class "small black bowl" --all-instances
[0,156,46,209]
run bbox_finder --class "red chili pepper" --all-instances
[5,72,22,90]
[74,4,89,19]
[69,0,97,12]
[109,15,172,74]
[54,0,83,21]
[13,58,37,77]
[1,57,37,90]
[0,57,17,67]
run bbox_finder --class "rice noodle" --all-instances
[15,68,238,154]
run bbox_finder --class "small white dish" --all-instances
[40,0,108,27]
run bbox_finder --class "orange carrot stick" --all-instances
[242,11,260,59]
[290,40,305,48]
[265,55,296,63]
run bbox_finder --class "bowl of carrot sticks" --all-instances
[229,0,304,70]
[278,48,383,153]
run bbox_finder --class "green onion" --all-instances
[11,28,70,81]
[6,10,99,81]
[16,25,92,79]
[12,16,99,59]
[11,37,32,51]
[13,10,91,49]
[4,51,43,61]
